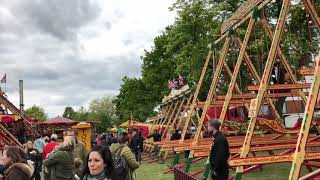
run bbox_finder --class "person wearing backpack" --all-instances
[110,132,139,180]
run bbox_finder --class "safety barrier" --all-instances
[173,166,198,180]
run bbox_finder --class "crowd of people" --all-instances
[0,121,232,180]
[0,129,142,180]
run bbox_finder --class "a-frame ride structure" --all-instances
[169,0,320,179]
[145,0,320,179]
[0,89,39,148]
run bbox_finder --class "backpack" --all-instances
[112,146,131,180]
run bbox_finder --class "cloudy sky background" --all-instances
[0,0,176,117]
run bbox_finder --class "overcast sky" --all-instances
[0,0,176,118]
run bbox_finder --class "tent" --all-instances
[0,115,20,123]
[119,120,135,128]
[128,122,152,138]
[42,116,77,125]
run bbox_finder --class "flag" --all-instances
[168,79,177,89]
[1,74,6,84]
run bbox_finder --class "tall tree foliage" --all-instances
[62,106,76,119]
[62,96,118,133]
[25,105,48,121]
[114,77,155,122]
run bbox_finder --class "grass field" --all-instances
[135,154,312,180]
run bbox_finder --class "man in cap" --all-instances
[43,134,59,160]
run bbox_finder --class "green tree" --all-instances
[25,105,48,121]
[114,77,155,122]
[62,106,76,119]
[72,106,89,122]
[89,96,116,118]
[88,96,118,133]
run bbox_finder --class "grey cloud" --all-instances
[0,0,171,116]
[114,9,125,19]
[105,21,112,30]
[1,49,141,107]
[12,0,101,40]
[123,39,133,46]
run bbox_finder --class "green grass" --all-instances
[136,156,174,180]
[135,154,315,180]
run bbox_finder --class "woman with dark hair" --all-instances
[2,146,34,180]
[81,145,113,180]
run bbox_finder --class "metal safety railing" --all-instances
[173,166,198,180]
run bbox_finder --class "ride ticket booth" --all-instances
[72,122,92,152]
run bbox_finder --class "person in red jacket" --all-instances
[43,134,59,160]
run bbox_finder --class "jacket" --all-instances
[209,131,230,178]
[33,138,45,153]
[43,141,59,160]
[147,132,161,142]
[43,147,74,180]
[73,142,87,162]
[110,143,139,171]
[131,135,143,152]
[4,162,34,180]
[26,148,42,173]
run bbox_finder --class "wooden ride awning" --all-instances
[247,83,311,91]
[229,151,320,167]
[216,92,309,100]
[193,141,320,158]
[172,134,301,152]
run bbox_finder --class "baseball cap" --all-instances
[50,134,58,140]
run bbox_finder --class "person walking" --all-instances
[81,145,114,180]
[110,132,139,180]
[131,131,143,163]
[2,146,34,180]
[208,119,230,180]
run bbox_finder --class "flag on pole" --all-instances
[1,74,6,84]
